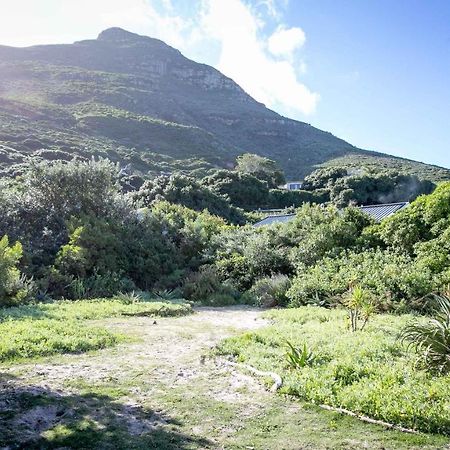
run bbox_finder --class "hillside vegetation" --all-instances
[0,27,448,181]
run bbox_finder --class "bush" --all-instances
[288,249,433,311]
[212,225,293,291]
[200,292,239,306]
[247,274,291,308]
[400,295,450,374]
[182,265,239,304]
[0,236,33,307]
[132,173,246,224]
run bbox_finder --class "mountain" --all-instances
[0,27,448,180]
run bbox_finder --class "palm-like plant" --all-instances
[400,295,450,374]
[343,285,375,332]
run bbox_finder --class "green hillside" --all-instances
[0,27,448,180]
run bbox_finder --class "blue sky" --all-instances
[0,0,449,167]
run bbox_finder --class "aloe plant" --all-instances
[285,340,314,369]
[400,295,450,374]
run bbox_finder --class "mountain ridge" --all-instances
[0,27,448,181]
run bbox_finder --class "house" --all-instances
[254,202,409,227]
[280,181,303,190]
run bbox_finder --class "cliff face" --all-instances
[0,27,447,180]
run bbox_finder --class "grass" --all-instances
[0,298,192,363]
[216,306,450,435]
[1,306,448,449]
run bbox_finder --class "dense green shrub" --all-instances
[376,182,450,254]
[267,189,328,208]
[400,295,450,374]
[302,166,435,208]
[202,169,270,210]
[288,249,433,310]
[213,226,292,291]
[182,265,239,305]
[246,274,291,308]
[0,236,33,307]
[288,205,373,268]
[132,173,246,224]
[0,158,129,273]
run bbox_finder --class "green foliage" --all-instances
[288,205,373,268]
[217,307,450,435]
[268,188,328,208]
[151,288,182,301]
[202,169,270,210]
[235,153,285,188]
[303,166,435,208]
[343,286,376,332]
[302,167,348,191]
[213,226,292,291]
[0,235,32,307]
[182,265,238,305]
[324,154,450,183]
[247,274,291,308]
[115,291,143,304]
[285,341,314,369]
[377,181,450,254]
[0,158,231,299]
[0,158,126,273]
[288,249,433,310]
[400,295,450,374]
[132,173,246,224]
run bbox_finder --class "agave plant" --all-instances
[400,295,450,374]
[151,288,181,301]
[116,291,143,305]
[285,340,314,369]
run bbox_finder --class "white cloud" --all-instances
[0,0,191,48]
[0,0,319,116]
[268,26,306,58]
[199,0,319,115]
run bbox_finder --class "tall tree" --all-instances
[235,153,285,188]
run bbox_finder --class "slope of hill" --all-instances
[0,27,448,180]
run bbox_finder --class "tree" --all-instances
[202,169,269,210]
[302,167,348,191]
[131,173,246,224]
[235,153,285,188]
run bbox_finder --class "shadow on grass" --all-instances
[0,373,213,449]
[0,304,52,322]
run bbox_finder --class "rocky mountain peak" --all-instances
[97,27,148,44]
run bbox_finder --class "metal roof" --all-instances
[254,214,296,227]
[359,202,409,222]
[253,202,409,227]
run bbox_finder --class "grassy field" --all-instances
[217,306,450,435]
[0,305,448,449]
[0,298,192,362]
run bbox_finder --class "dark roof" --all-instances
[254,214,296,227]
[253,202,409,227]
[359,202,409,222]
